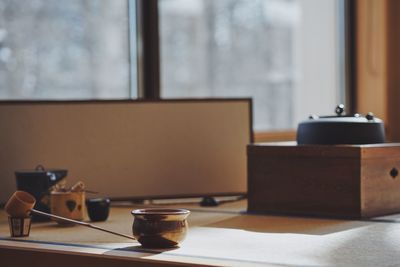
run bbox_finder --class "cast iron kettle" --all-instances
[15,165,67,221]
[297,104,385,145]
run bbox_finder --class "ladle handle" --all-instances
[31,209,90,227]
[87,224,136,240]
[30,209,136,241]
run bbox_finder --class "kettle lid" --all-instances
[296,104,385,145]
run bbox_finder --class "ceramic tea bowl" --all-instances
[131,208,190,248]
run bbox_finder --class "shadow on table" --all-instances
[103,245,178,258]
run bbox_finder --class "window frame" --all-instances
[135,0,160,99]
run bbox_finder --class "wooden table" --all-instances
[1,200,400,266]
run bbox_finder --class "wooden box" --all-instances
[247,142,400,218]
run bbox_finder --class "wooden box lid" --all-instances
[248,141,400,159]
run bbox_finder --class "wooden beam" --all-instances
[356,0,400,141]
[386,0,400,141]
[356,0,387,122]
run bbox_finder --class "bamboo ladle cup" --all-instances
[5,191,135,240]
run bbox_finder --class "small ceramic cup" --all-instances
[86,198,110,222]
[131,208,190,248]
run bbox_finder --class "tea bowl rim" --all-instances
[131,208,190,216]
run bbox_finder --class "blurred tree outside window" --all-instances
[0,0,131,100]
[159,0,345,131]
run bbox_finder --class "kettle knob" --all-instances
[335,104,345,116]
[366,112,374,121]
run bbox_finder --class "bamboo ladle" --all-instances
[5,191,135,240]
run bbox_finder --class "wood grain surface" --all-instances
[248,142,400,218]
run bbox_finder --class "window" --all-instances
[0,0,347,133]
[159,0,346,131]
[0,0,133,99]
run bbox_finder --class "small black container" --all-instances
[86,198,110,222]
[15,165,67,221]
